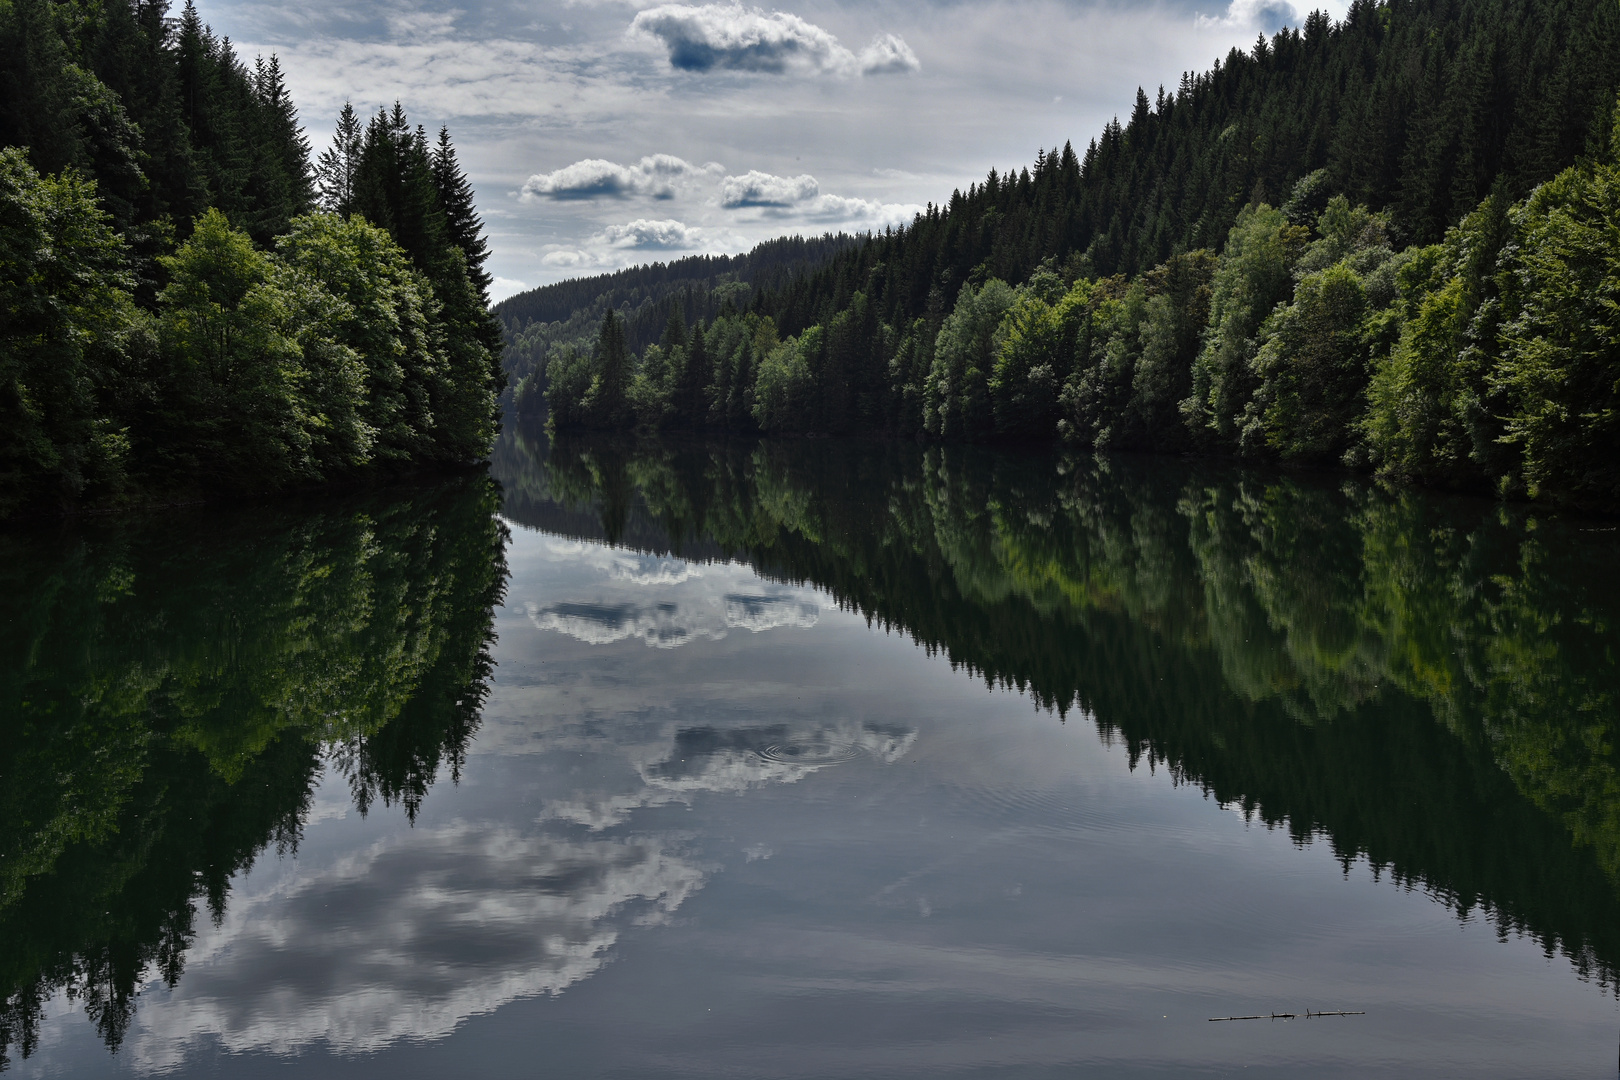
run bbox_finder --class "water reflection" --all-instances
[0,477,508,1067]
[514,428,1620,990]
[3,423,1619,1075]
[123,824,705,1069]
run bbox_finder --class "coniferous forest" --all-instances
[527,0,1620,509]
[0,0,504,519]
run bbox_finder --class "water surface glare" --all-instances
[4,431,1619,1077]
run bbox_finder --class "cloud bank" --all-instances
[521,154,722,200]
[629,4,919,76]
[537,218,746,270]
[719,170,921,225]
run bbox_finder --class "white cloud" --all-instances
[540,247,594,268]
[628,3,918,77]
[719,170,921,225]
[805,192,922,226]
[524,590,817,649]
[521,154,722,200]
[719,169,819,208]
[535,217,748,272]
[602,218,702,248]
[857,32,921,76]
[491,276,530,302]
[1196,0,1307,31]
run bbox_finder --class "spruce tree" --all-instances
[248,53,312,234]
[315,102,363,215]
[588,309,631,428]
[677,321,710,426]
[430,126,491,301]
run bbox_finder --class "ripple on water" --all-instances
[756,740,866,766]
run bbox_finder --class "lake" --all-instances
[4,423,1618,1077]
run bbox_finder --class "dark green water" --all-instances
[4,424,1619,1077]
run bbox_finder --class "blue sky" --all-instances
[204,0,1349,298]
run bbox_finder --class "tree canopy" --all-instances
[0,0,503,517]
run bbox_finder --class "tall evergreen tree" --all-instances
[430,126,491,301]
[245,53,312,236]
[674,321,710,426]
[315,102,363,216]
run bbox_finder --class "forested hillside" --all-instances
[0,0,503,518]
[546,0,1620,509]
[497,233,857,419]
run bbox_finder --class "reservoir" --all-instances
[4,424,1618,1077]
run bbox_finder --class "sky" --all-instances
[204,0,1351,300]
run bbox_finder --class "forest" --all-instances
[537,0,1620,509]
[0,0,504,518]
[498,232,860,419]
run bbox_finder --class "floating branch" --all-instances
[1208,1010,1366,1022]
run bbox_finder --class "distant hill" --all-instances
[494,232,861,404]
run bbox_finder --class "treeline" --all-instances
[497,233,860,328]
[0,0,503,517]
[499,233,859,419]
[548,0,1620,508]
[0,475,506,1064]
[504,430,1620,987]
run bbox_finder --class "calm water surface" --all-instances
[4,426,1619,1077]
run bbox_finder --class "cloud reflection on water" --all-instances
[118,538,910,1070]
[128,825,706,1068]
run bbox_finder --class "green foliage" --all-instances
[1361,197,1511,487]
[1128,251,1218,447]
[1492,159,1620,504]
[0,1,503,516]
[1182,203,1309,442]
[753,327,819,433]
[0,148,139,513]
[993,279,1090,439]
[1059,280,1146,448]
[1244,263,1371,460]
[546,310,632,430]
[493,234,859,412]
[544,346,596,431]
[924,278,1017,439]
[150,208,315,486]
[545,154,1619,507]
[273,212,420,466]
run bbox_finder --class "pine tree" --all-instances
[248,53,312,233]
[587,309,631,428]
[676,321,710,426]
[315,102,363,215]
[430,125,491,301]
[353,105,449,273]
